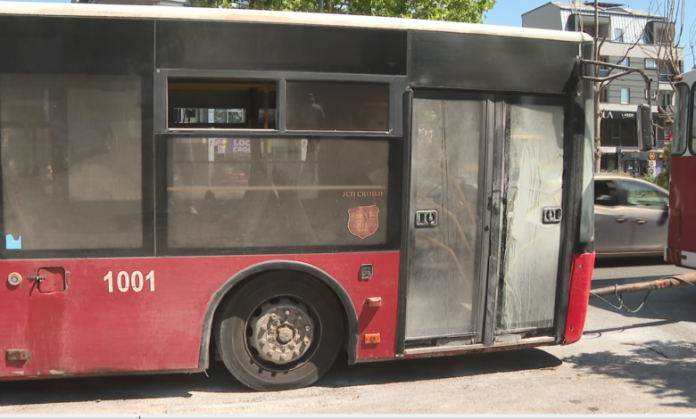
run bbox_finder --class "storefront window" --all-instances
[600,113,637,148]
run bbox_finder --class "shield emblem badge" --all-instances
[347,205,380,239]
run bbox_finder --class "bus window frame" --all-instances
[0,75,156,261]
[154,132,404,257]
[673,82,690,156]
[155,69,408,137]
[154,70,407,257]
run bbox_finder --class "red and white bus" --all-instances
[665,68,696,267]
[0,2,596,391]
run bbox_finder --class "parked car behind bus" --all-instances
[594,174,669,257]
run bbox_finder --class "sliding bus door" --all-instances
[404,92,567,348]
[495,96,565,336]
[405,92,490,344]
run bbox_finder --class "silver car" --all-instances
[594,174,669,257]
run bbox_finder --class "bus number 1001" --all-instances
[103,270,155,293]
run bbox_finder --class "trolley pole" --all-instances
[591,272,696,298]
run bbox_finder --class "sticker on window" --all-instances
[347,205,380,239]
[5,234,21,250]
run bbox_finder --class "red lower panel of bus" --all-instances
[563,252,595,344]
[669,156,696,253]
[0,252,400,379]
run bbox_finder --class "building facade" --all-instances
[523,1,684,176]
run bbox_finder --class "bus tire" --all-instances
[214,272,344,391]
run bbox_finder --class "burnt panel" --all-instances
[0,15,153,75]
[410,31,580,93]
[156,20,407,75]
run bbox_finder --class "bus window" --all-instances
[166,137,390,249]
[0,75,143,251]
[168,80,276,129]
[673,83,689,155]
[286,81,388,131]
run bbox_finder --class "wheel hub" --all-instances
[248,298,315,365]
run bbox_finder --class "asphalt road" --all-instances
[0,258,695,415]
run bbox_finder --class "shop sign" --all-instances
[602,111,636,119]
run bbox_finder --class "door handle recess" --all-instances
[415,210,438,228]
[615,216,627,222]
[636,218,647,225]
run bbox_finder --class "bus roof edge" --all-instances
[0,1,592,43]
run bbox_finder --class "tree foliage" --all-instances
[190,0,496,23]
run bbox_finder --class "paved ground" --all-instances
[0,257,694,415]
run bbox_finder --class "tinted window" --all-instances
[673,83,688,155]
[619,180,668,209]
[600,117,637,147]
[168,80,276,129]
[286,82,388,131]
[167,137,390,248]
[1,75,143,250]
[594,180,618,206]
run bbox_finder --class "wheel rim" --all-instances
[247,297,315,365]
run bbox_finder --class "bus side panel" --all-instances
[409,32,579,94]
[0,252,399,379]
[156,20,407,76]
[668,156,696,253]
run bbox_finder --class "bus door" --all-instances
[405,92,566,349]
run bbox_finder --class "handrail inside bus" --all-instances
[168,185,387,192]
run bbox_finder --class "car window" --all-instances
[594,180,618,206]
[618,180,668,209]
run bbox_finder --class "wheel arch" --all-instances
[198,260,359,369]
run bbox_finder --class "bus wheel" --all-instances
[215,273,344,391]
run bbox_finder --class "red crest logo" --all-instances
[347,205,380,239]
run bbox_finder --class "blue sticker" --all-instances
[6,234,21,250]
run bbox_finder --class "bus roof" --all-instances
[678,68,696,87]
[0,1,591,43]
